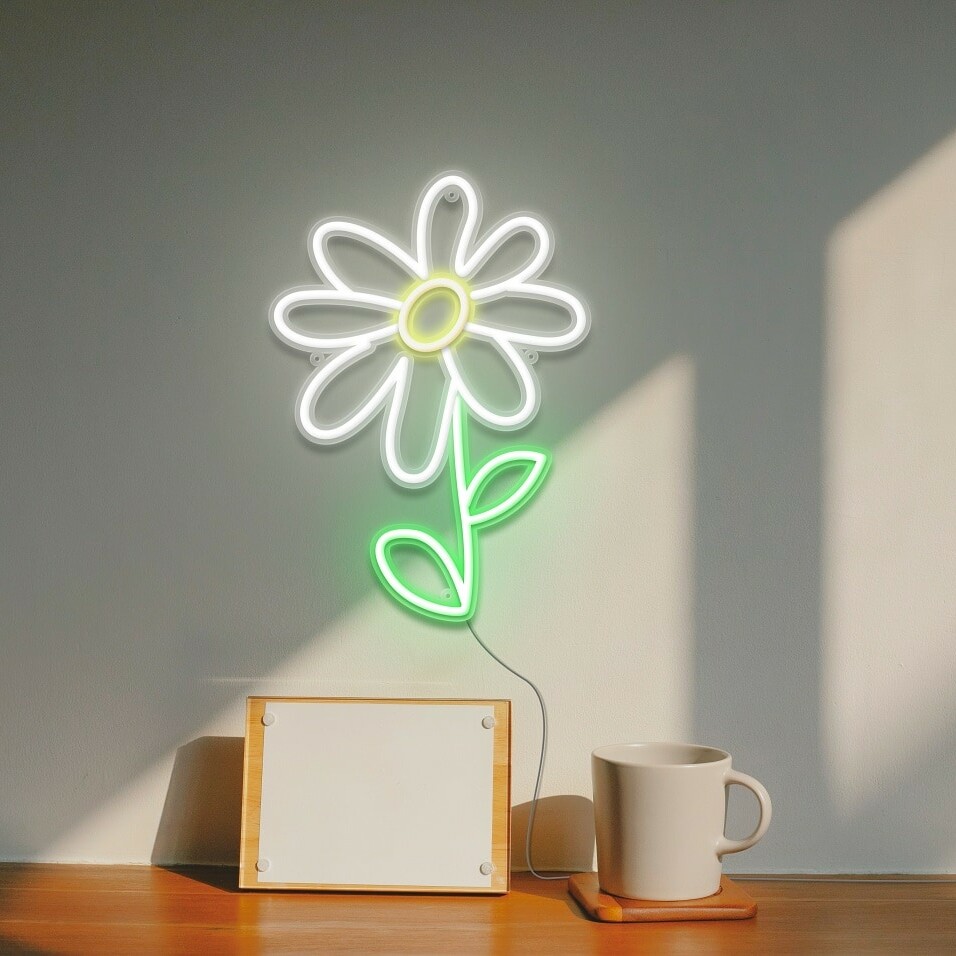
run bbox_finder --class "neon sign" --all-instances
[271,172,588,622]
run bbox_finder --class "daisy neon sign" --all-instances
[271,172,588,622]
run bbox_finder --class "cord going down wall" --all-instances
[466,618,566,881]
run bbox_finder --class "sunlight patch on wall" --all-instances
[824,130,956,819]
[40,356,695,866]
[478,354,696,797]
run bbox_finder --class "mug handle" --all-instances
[716,770,772,857]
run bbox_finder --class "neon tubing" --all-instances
[270,170,589,620]
[372,398,548,621]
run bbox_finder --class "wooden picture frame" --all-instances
[240,697,511,893]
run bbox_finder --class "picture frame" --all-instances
[240,697,511,893]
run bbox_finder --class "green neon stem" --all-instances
[372,397,549,622]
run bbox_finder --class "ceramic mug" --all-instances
[591,742,772,901]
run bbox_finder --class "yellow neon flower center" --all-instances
[398,277,471,353]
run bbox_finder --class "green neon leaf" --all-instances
[371,526,475,623]
[467,449,549,528]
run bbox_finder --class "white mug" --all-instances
[591,742,772,901]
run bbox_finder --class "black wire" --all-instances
[466,618,566,880]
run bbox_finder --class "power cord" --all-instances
[466,618,567,880]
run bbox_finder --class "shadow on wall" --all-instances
[151,737,244,867]
[511,795,595,874]
[149,738,597,876]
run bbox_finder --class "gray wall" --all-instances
[3,1,956,872]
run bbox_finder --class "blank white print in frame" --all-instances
[270,172,590,623]
[240,698,512,893]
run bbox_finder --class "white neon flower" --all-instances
[270,171,589,487]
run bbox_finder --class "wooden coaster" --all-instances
[568,873,757,923]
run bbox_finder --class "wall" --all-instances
[2,1,956,873]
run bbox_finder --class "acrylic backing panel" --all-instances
[240,697,511,892]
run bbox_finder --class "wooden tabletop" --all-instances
[1,864,955,955]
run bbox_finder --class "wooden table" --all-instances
[1,864,955,954]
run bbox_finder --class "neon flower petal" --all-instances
[458,214,553,297]
[295,342,405,444]
[271,288,400,351]
[311,220,425,294]
[467,281,589,350]
[414,172,481,276]
[441,335,538,430]
[380,376,458,487]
